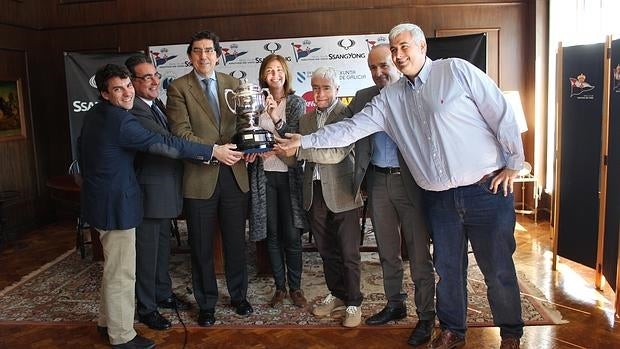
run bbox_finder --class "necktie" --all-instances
[150,102,169,129]
[203,78,221,124]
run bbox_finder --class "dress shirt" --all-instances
[312,98,340,181]
[370,132,399,168]
[301,57,524,191]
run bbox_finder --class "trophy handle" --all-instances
[223,89,237,114]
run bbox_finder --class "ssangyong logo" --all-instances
[337,38,355,50]
[264,42,282,54]
[229,70,247,79]
[89,75,97,88]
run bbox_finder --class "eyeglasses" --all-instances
[192,47,216,55]
[133,72,162,82]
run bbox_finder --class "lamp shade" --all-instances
[502,91,528,133]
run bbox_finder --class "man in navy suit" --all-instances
[125,54,192,332]
[79,64,244,349]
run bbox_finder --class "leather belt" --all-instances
[372,164,401,175]
[476,169,501,184]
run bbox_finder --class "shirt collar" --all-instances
[138,96,153,107]
[316,98,339,115]
[406,56,432,89]
[194,70,217,83]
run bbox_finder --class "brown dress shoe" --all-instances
[428,329,465,349]
[289,289,308,308]
[500,337,520,349]
[270,289,286,308]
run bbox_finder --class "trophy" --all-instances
[224,79,275,153]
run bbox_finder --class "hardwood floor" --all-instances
[0,217,618,348]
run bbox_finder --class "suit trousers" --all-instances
[135,217,173,316]
[96,228,137,345]
[265,171,302,291]
[367,169,436,319]
[309,181,362,306]
[185,165,249,310]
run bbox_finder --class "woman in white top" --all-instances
[248,54,309,309]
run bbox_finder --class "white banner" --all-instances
[149,33,389,111]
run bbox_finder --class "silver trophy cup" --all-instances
[224,79,275,153]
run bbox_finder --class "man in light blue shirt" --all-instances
[277,23,524,349]
[346,44,435,346]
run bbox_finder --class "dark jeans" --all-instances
[309,181,362,306]
[423,177,524,338]
[265,171,302,291]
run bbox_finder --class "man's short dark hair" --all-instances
[95,64,131,94]
[186,30,222,57]
[125,54,153,77]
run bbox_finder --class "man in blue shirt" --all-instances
[277,23,524,349]
[346,43,435,346]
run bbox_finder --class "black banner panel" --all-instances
[427,33,486,73]
[64,52,138,160]
[603,38,620,290]
[557,43,605,268]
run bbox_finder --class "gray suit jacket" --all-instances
[166,71,249,199]
[298,101,363,213]
[345,86,424,208]
[130,97,184,219]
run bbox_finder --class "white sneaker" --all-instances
[342,305,362,327]
[312,294,345,317]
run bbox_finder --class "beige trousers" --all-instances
[96,228,137,345]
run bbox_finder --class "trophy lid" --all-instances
[235,78,263,96]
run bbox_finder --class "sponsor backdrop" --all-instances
[149,33,486,110]
[150,34,390,110]
[64,52,139,160]
[603,38,620,290]
[556,43,605,269]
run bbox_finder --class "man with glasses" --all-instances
[125,54,192,332]
[80,64,218,349]
[167,30,253,327]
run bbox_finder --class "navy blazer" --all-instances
[131,98,184,219]
[79,101,212,230]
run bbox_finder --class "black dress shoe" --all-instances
[231,299,254,316]
[197,309,215,327]
[157,293,191,310]
[365,305,407,325]
[111,335,155,349]
[138,311,171,331]
[408,319,434,346]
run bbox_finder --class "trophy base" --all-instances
[236,129,275,153]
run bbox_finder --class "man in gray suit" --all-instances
[125,54,192,331]
[346,44,435,346]
[297,67,364,328]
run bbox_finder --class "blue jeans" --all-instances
[423,177,524,339]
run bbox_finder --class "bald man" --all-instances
[346,44,435,346]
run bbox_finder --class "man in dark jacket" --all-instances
[79,64,243,348]
[125,54,192,332]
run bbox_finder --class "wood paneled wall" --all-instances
[0,0,542,231]
[0,24,39,235]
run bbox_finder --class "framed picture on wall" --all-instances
[0,79,26,141]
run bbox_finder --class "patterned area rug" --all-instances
[0,224,564,328]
